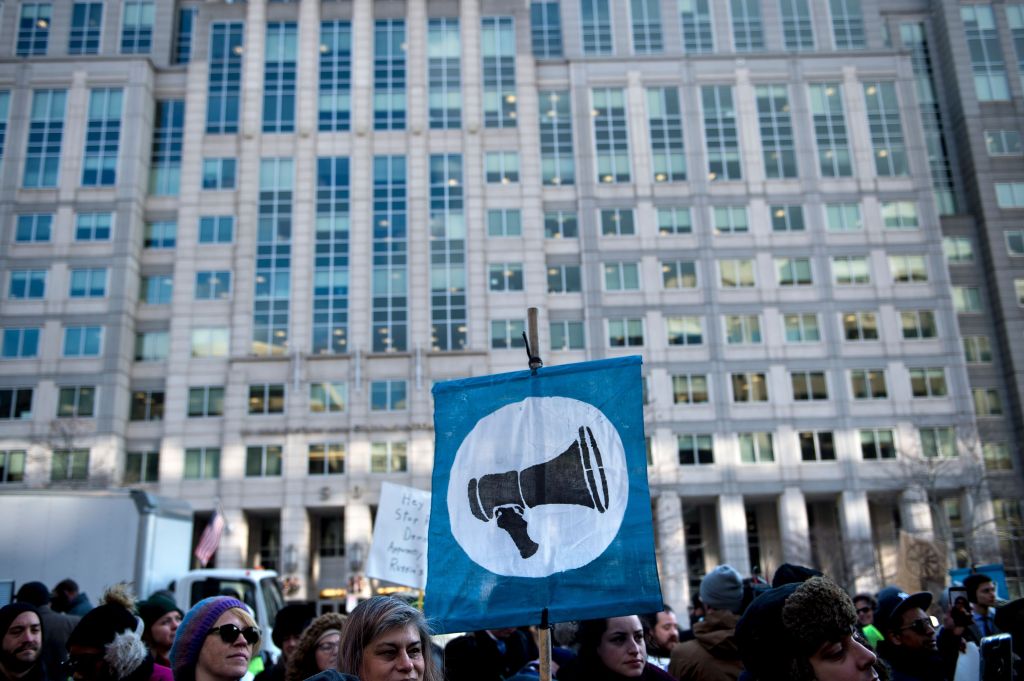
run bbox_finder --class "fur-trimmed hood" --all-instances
[285,613,347,681]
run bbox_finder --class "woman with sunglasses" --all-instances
[169,597,260,681]
[285,613,346,681]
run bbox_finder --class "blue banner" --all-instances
[424,356,662,633]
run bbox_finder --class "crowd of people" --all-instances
[1,567,1018,681]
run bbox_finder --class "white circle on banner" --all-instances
[447,396,628,578]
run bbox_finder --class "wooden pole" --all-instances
[527,307,542,371]
[538,609,552,681]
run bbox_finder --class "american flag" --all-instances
[194,509,224,567]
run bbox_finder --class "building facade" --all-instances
[0,0,1022,612]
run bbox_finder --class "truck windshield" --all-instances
[190,578,258,613]
[260,577,285,628]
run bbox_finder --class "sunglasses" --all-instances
[899,616,937,635]
[207,624,261,645]
[856,607,872,615]
[62,654,103,673]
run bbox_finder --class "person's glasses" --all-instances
[856,607,872,615]
[899,617,937,635]
[62,654,103,674]
[207,624,260,645]
[316,642,339,654]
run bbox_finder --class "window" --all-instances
[983,442,1011,471]
[604,262,640,291]
[82,89,122,186]
[24,90,66,188]
[581,0,613,54]
[784,313,820,342]
[190,328,229,358]
[57,386,95,417]
[188,386,224,417]
[703,85,741,180]
[780,0,814,50]
[608,319,644,347]
[545,212,578,239]
[150,100,184,196]
[140,275,172,305]
[491,320,525,349]
[663,261,698,289]
[672,375,709,404]
[17,4,51,56]
[725,315,762,344]
[920,427,956,458]
[124,451,159,484]
[249,384,285,415]
[678,434,714,465]
[832,256,870,285]
[195,271,231,300]
[253,158,293,356]
[943,237,974,263]
[309,443,345,475]
[202,158,237,189]
[632,0,664,52]
[69,269,107,298]
[1006,230,1024,256]
[144,221,176,248]
[900,310,936,339]
[771,205,805,232]
[1009,6,1024,94]
[732,372,769,402]
[482,16,516,128]
[489,263,524,292]
[206,22,243,134]
[973,388,1003,416]
[199,217,233,244]
[539,90,575,185]
[550,320,585,350]
[861,429,896,460]
[263,22,297,133]
[809,84,852,177]
[548,264,581,293]
[428,154,464,352]
[680,0,714,53]
[830,0,865,49]
[593,89,631,183]
[184,448,220,480]
[996,183,1024,208]
[9,270,46,300]
[0,388,33,420]
[134,331,168,361]
[850,370,887,399]
[666,317,703,345]
[731,0,765,51]
[719,259,756,288]
[882,201,919,229]
[76,213,112,241]
[0,451,26,483]
[174,6,197,64]
[371,156,407,352]
[488,210,521,237]
[531,1,563,58]
[800,431,836,461]
[63,326,102,357]
[791,371,828,401]
[121,1,154,53]
[864,83,908,176]
[739,433,774,463]
[600,209,636,236]
[963,336,992,363]
[320,21,352,131]
[2,328,40,358]
[889,255,928,283]
[825,203,862,231]
[648,87,685,181]
[310,382,346,413]
[130,390,164,421]
[776,257,813,286]
[756,84,797,178]
[713,206,749,234]
[246,445,283,477]
[658,208,693,235]
[371,442,408,473]
[52,450,89,481]
[485,152,519,184]
[953,287,982,313]
[961,6,1010,101]
[985,130,1022,156]
[370,380,407,411]
[909,368,947,398]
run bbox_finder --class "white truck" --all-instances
[0,489,284,657]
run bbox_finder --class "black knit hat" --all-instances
[771,563,823,588]
[271,603,314,648]
[137,593,183,632]
[67,603,140,650]
[0,603,41,637]
[15,582,51,607]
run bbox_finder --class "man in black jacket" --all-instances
[443,628,538,681]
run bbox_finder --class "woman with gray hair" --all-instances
[337,596,438,681]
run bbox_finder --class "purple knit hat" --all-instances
[170,597,247,680]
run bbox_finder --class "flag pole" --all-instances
[523,307,550,681]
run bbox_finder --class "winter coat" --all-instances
[668,610,743,681]
[36,604,79,681]
[65,594,93,617]
[877,641,950,681]
[443,629,538,681]
[556,657,675,681]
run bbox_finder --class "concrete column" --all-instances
[345,503,374,577]
[655,492,688,615]
[777,487,811,566]
[899,485,934,541]
[839,490,877,593]
[965,487,1002,565]
[218,507,249,569]
[716,494,751,575]
[281,504,311,599]
[734,68,765,185]
[626,70,652,194]
[349,0,373,356]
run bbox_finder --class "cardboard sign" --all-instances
[366,482,430,589]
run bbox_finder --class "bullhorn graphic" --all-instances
[467,425,610,559]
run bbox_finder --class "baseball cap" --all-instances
[874,586,932,634]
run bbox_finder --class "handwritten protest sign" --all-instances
[366,481,430,589]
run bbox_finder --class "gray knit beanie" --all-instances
[700,565,744,614]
